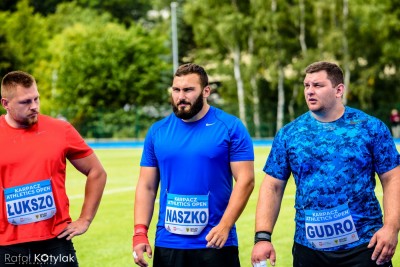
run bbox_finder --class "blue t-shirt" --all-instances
[141,106,254,249]
[265,107,400,251]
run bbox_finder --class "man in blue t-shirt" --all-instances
[251,61,400,267]
[132,63,255,267]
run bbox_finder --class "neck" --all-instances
[5,114,19,128]
[311,105,345,122]
[4,113,33,129]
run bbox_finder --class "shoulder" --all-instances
[279,112,310,134]
[345,107,385,127]
[270,112,312,147]
[210,106,243,129]
[344,107,370,119]
[38,115,86,139]
[38,114,71,128]
[147,113,176,134]
[0,115,5,126]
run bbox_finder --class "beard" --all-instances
[18,115,38,128]
[172,93,204,120]
[8,110,38,128]
[25,116,38,127]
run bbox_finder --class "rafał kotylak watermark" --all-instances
[4,253,76,265]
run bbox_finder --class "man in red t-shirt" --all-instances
[0,71,107,266]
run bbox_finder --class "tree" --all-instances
[1,0,400,137]
[0,0,17,11]
[0,0,48,75]
[183,0,252,127]
[33,3,172,136]
[76,0,153,25]
[249,0,302,133]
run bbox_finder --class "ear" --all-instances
[1,98,8,109]
[202,85,211,97]
[336,84,345,98]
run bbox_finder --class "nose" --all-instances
[177,90,187,101]
[30,100,39,110]
[305,86,315,96]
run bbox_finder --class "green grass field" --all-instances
[66,147,399,266]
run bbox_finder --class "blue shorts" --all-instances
[292,242,393,267]
[153,246,240,267]
[0,237,78,267]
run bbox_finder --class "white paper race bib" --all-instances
[305,203,359,249]
[4,179,57,225]
[165,193,209,235]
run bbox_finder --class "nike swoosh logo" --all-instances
[206,123,215,126]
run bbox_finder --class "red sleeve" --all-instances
[65,123,93,160]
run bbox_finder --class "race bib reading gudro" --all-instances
[4,179,56,225]
[305,203,359,249]
[165,193,209,235]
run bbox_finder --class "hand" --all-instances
[251,241,276,266]
[132,243,152,267]
[205,224,230,249]
[57,218,91,240]
[368,225,398,265]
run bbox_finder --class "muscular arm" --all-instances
[58,153,107,239]
[369,165,400,265]
[134,166,160,227]
[133,166,159,267]
[205,160,255,248]
[251,174,287,266]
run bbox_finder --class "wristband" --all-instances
[254,231,272,244]
[132,224,150,248]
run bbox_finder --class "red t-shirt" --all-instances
[0,114,93,245]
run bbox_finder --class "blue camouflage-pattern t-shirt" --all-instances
[264,106,400,251]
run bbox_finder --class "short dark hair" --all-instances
[305,61,344,87]
[1,70,36,99]
[174,63,209,88]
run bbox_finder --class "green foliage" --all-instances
[46,2,114,33]
[0,0,48,75]
[1,0,400,137]
[78,105,170,138]
[1,1,173,138]
[76,0,153,24]
[0,12,13,74]
[33,3,172,135]
[182,0,400,134]
[0,0,16,11]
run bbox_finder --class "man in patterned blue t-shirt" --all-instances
[251,61,400,267]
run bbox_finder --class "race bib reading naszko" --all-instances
[305,203,359,249]
[5,179,56,225]
[165,193,209,235]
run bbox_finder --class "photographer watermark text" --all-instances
[4,253,75,265]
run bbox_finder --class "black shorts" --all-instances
[0,237,78,267]
[153,246,240,267]
[292,242,393,267]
